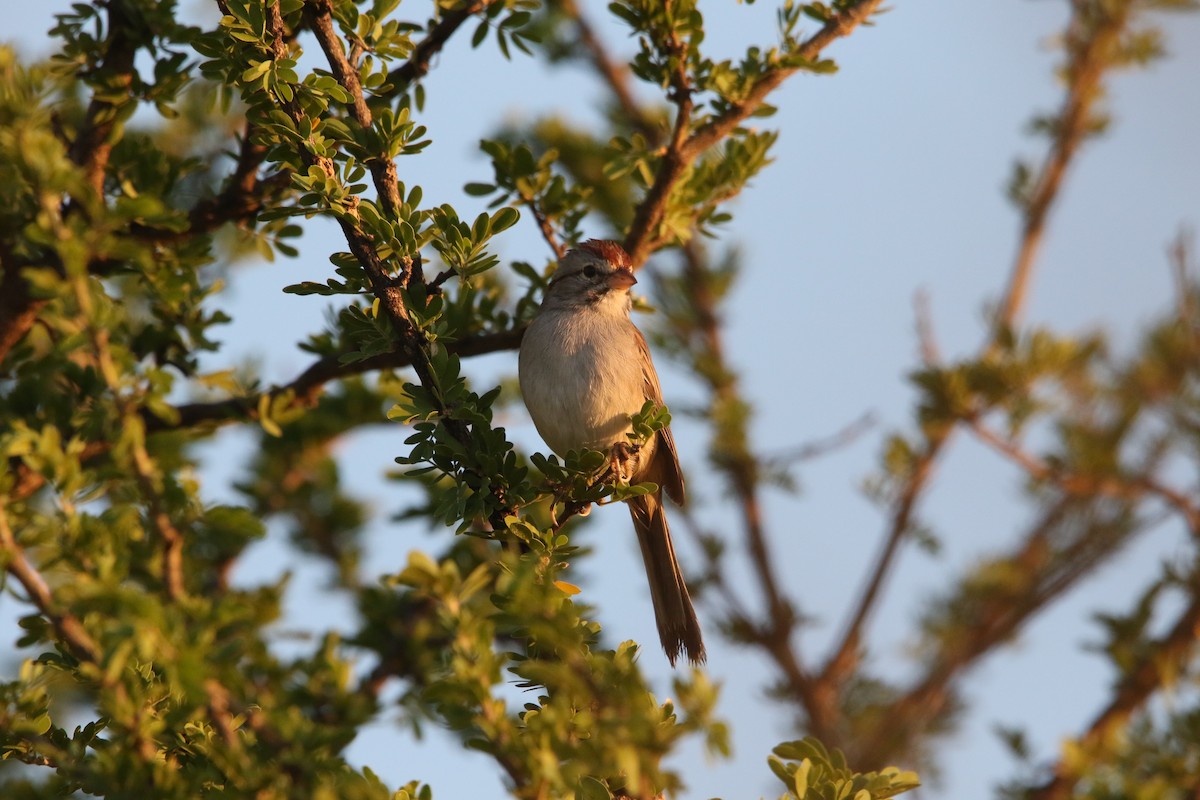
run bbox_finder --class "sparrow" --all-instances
[518,239,705,665]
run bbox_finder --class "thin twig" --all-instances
[766,413,877,466]
[525,197,566,260]
[968,418,1200,534]
[914,289,941,366]
[672,503,753,623]
[78,279,187,601]
[995,1,1131,333]
[1169,228,1196,329]
[560,0,660,141]
[820,432,946,686]
[379,0,501,102]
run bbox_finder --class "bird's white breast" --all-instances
[519,308,648,457]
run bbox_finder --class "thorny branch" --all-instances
[258,1,442,424]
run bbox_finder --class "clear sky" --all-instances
[3,2,1199,798]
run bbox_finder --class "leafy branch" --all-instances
[620,0,886,267]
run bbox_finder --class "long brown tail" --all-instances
[628,491,706,666]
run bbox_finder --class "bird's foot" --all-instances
[609,440,640,486]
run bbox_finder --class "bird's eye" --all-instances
[582,265,598,279]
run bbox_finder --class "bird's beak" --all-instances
[607,268,637,290]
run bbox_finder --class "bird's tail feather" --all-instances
[629,492,705,666]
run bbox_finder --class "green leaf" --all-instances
[491,206,519,233]
[471,19,488,47]
[464,182,496,196]
[577,776,612,800]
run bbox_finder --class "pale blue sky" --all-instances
[4,2,1199,798]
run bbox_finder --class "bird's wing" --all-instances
[633,324,686,506]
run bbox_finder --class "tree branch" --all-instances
[559,0,660,141]
[623,0,884,267]
[0,266,47,366]
[261,1,434,390]
[308,3,402,216]
[67,0,138,197]
[275,1,511,528]
[858,490,1164,767]
[525,198,566,260]
[9,328,526,503]
[379,0,501,103]
[968,418,1200,535]
[821,0,1140,693]
[164,327,525,432]
[1026,589,1200,800]
[130,125,291,243]
[820,432,947,687]
[0,501,102,664]
[765,413,876,467]
[995,1,1131,332]
[0,0,138,365]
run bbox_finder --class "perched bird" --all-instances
[518,239,705,666]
